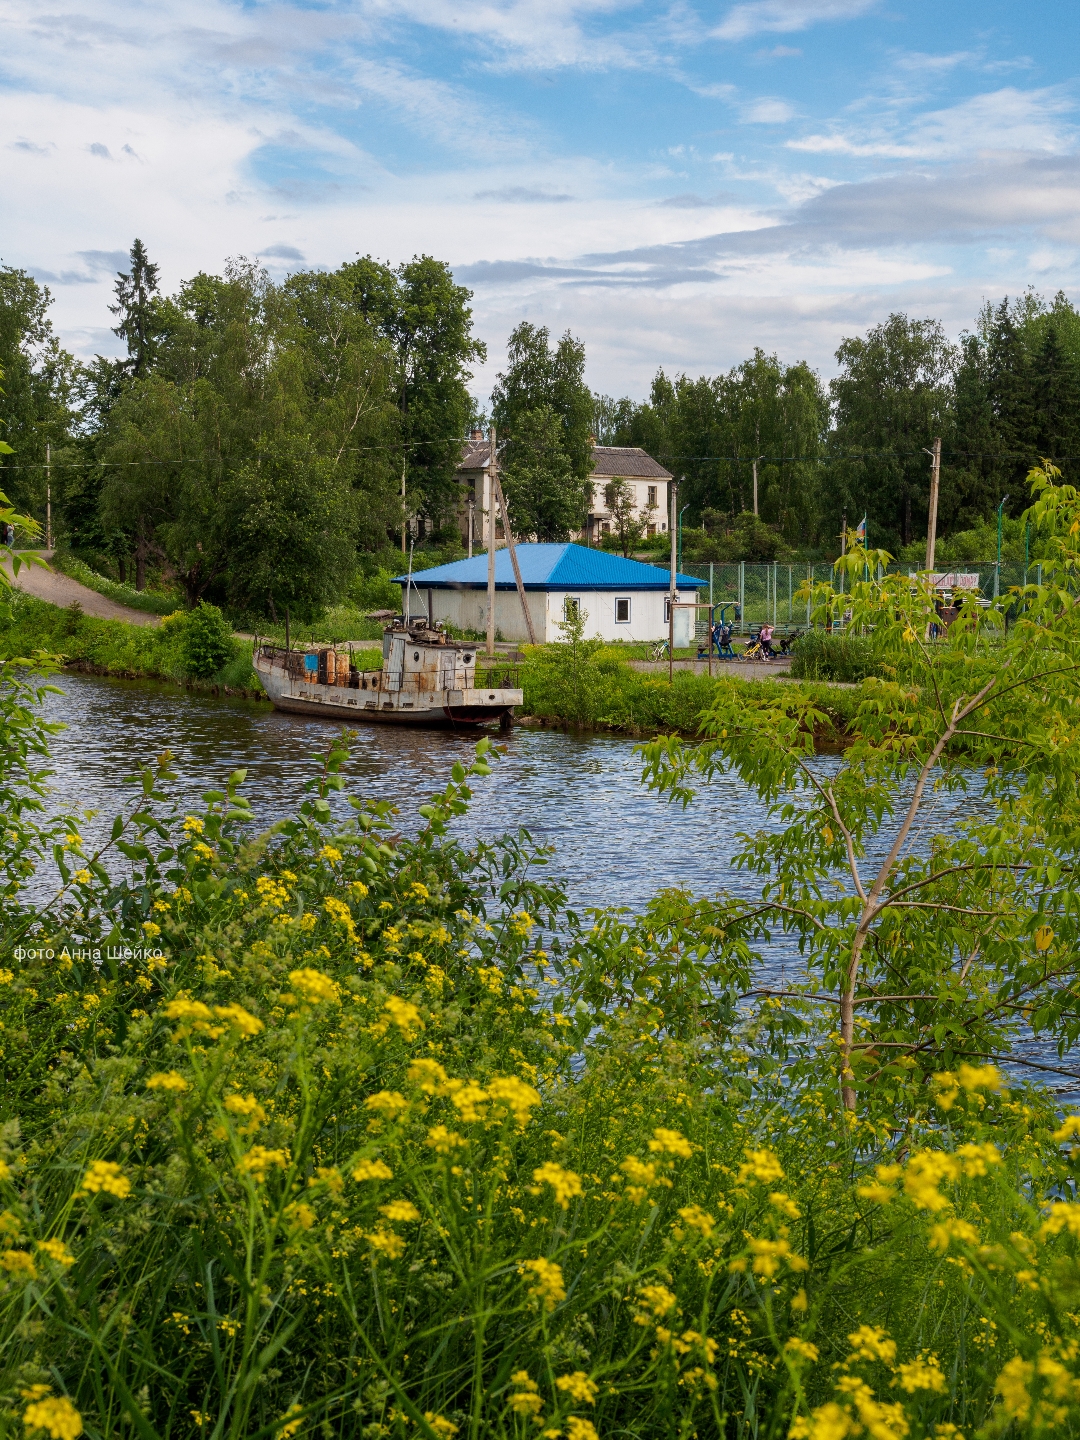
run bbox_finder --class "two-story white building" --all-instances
[455,437,673,551]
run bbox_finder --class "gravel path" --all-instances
[4,553,161,627]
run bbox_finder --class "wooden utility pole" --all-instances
[486,428,497,658]
[494,473,536,645]
[752,454,763,517]
[925,436,941,572]
[668,480,678,683]
[45,442,52,551]
[400,452,407,554]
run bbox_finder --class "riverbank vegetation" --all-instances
[5,466,1080,1435]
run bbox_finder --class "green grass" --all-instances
[51,550,185,616]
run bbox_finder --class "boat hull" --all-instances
[254,654,522,728]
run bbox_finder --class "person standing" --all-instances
[759,622,774,660]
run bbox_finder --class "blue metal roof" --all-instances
[394,544,700,591]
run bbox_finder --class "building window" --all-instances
[647,524,656,538]
[647,485,657,507]
[602,521,610,534]
[564,596,581,621]
[615,597,631,623]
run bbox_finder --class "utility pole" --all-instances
[45,442,52,551]
[494,472,536,645]
[752,455,763,517]
[924,436,941,572]
[467,493,474,558]
[400,452,407,554]
[486,428,497,658]
[668,479,678,683]
[994,494,1009,600]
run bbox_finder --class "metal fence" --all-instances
[675,561,1043,637]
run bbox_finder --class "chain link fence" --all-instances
[674,561,1042,638]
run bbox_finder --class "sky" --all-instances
[2,0,1079,402]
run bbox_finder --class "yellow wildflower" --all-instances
[146,1071,189,1092]
[635,1283,678,1319]
[785,1337,820,1363]
[72,869,91,886]
[422,1414,457,1439]
[352,1158,394,1182]
[182,816,204,834]
[565,1422,598,1440]
[365,1090,408,1121]
[737,1148,785,1185]
[79,1161,131,1198]
[236,1146,290,1182]
[847,1325,897,1364]
[22,1395,83,1440]
[555,1373,598,1405]
[929,1218,979,1253]
[531,1163,584,1210]
[408,1058,450,1094]
[384,996,423,1037]
[318,845,342,862]
[36,1238,75,1268]
[520,1256,566,1310]
[788,1401,853,1440]
[648,1127,693,1158]
[1,1249,36,1280]
[744,1237,808,1278]
[426,1126,466,1154]
[288,968,341,1005]
[894,1356,947,1394]
[278,1404,303,1438]
[379,1200,421,1223]
[676,1204,715,1237]
[1039,1201,1080,1239]
[487,1074,542,1127]
[1053,1115,1080,1142]
[366,1228,406,1258]
[770,1191,801,1219]
[284,1202,317,1230]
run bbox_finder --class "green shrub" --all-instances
[789,627,886,682]
[164,601,234,677]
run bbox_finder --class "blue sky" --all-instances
[3,0,1078,399]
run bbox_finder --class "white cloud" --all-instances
[713,0,877,43]
[789,87,1077,160]
[742,97,795,123]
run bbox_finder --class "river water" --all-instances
[30,671,1078,1092]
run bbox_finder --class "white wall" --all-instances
[411,587,698,645]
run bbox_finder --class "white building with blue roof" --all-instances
[395,544,701,646]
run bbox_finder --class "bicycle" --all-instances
[650,639,670,661]
[741,639,769,662]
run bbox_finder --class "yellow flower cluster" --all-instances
[318,845,342,863]
[36,1238,75,1268]
[555,1372,597,1405]
[224,1093,267,1135]
[508,1371,544,1419]
[255,875,290,909]
[737,1147,785,1186]
[288,968,341,1005]
[519,1256,566,1311]
[352,1158,394,1182]
[675,1204,715,1237]
[635,1283,678,1320]
[932,1062,1003,1111]
[648,1127,694,1158]
[22,1393,83,1440]
[79,1161,131,1198]
[422,1414,457,1439]
[732,1236,809,1279]
[146,1071,189,1092]
[402,1061,541,1129]
[236,1146,290,1182]
[996,1349,1080,1427]
[858,1143,1001,1211]
[323,896,358,944]
[1,1248,37,1280]
[531,1163,584,1210]
[162,997,263,1041]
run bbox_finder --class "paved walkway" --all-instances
[3,553,161,627]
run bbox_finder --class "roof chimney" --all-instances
[470,429,483,441]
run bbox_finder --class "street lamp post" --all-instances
[994,495,1010,600]
[678,504,689,577]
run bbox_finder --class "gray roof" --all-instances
[456,441,670,481]
[590,446,672,481]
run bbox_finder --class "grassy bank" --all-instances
[509,640,867,744]
[0,594,264,695]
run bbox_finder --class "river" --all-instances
[30,671,1078,1092]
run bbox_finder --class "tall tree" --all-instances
[828,314,956,552]
[0,268,76,519]
[491,323,594,537]
[109,239,164,380]
[335,256,484,531]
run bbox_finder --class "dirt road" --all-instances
[4,553,161,627]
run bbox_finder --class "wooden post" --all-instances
[45,442,52,551]
[494,473,536,645]
[752,456,759,517]
[401,452,407,554]
[925,436,941,572]
[486,428,497,658]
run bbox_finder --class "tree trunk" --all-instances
[135,531,147,592]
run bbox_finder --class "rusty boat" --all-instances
[253,618,523,728]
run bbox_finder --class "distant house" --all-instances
[394,543,700,646]
[453,436,673,551]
